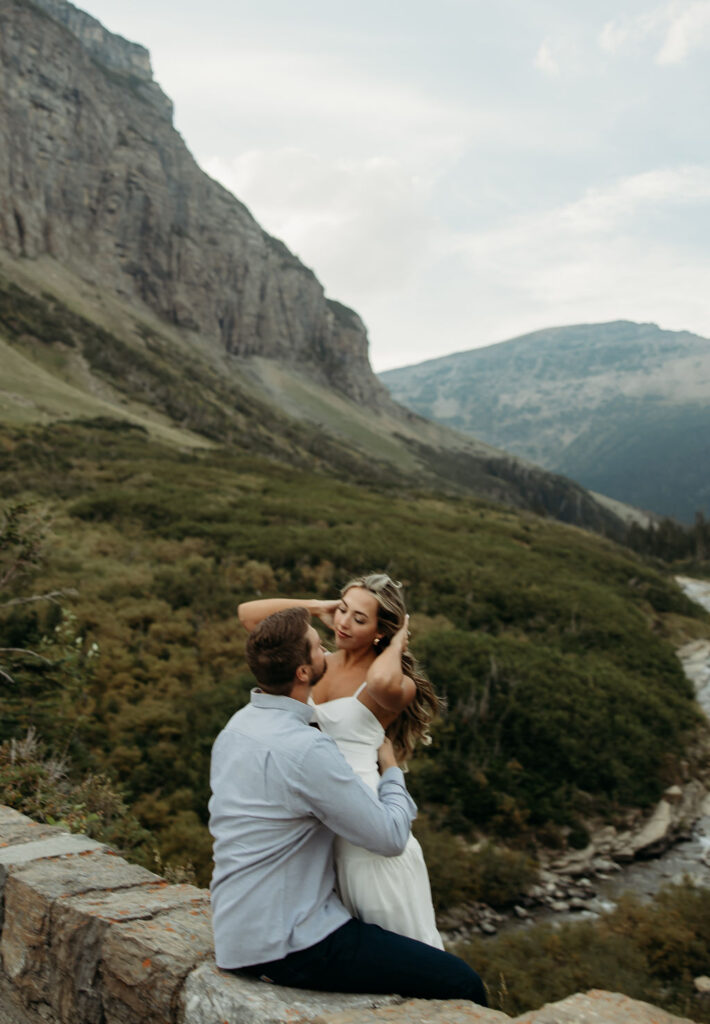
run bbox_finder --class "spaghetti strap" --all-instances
[354,681,368,698]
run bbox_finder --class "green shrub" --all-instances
[458,882,710,1022]
[0,729,152,861]
[413,814,537,910]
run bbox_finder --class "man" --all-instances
[209,607,486,1002]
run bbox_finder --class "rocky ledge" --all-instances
[0,804,704,1024]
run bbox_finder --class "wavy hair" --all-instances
[341,573,444,762]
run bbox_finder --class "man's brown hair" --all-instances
[245,607,311,695]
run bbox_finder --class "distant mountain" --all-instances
[0,0,627,536]
[380,321,710,523]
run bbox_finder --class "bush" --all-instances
[413,814,537,910]
[0,729,152,861]
[457,881,710,1022]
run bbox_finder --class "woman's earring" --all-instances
[373,636,381,651]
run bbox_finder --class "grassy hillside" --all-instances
[2,417,708,886]
[0,255,628,534]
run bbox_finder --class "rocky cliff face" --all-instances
[21,0,173,120]
[0,0,388,407]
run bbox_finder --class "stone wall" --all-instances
[0,805,702,1024]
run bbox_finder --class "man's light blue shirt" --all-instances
[209,689,416,969]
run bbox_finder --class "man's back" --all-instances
[209,690,414,968]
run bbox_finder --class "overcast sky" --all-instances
[82,0,710,370]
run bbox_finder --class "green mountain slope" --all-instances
[380,321,710,523]
[0,255,626,535]
[2,418,708,887]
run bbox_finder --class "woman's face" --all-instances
[333,586,380,651]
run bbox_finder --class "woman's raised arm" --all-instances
[237,598,339,633]
[366,619,416,714]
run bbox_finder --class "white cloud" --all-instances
[598,10,664,53]
[204,148,445,300]
[598,21,630,54]
[158,47,479,174]
[599,1,710,64]
[534,41,561,76]
[442,166,710,350]
[657,0,710,62]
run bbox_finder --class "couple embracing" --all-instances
[208,573,486,1002]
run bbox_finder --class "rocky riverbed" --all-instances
[676,576,710,718]
[440,575,710,942]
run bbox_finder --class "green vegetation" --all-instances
[0,729,154,864]
[1,417,708,889]
[460,881,710,1022]
[0,272,632,532]
[0,275,401,485]
[626,510,710,569]
[413,816,537,909]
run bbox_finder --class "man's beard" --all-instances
[308,660,326,687]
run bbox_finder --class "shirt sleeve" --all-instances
[295,737,416,857]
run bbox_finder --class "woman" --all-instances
[238,572,444,949]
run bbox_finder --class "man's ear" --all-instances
[295,663,311,684]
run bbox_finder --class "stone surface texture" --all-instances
[311,999,509,1023]
[0,806,703,1024]
[0,0,388,409]
[512,990,698,1024]
[180,963,402,1024]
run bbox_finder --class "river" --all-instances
[443,576,710,941]
[557,575,710,918]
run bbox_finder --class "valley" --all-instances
[1,1,710,1019]
[380,321,710,523]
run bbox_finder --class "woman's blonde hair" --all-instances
[341,573,444,762]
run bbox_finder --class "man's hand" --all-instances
[377,737,397,774]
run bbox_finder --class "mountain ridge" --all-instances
[380,320,710,523]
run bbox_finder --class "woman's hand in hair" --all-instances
[392,615,410,654]
[314,599,339,630]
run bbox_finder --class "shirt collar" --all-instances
[250,688,316,724]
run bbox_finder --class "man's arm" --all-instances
[295,737,416,856]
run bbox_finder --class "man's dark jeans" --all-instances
[239,919,487,1004]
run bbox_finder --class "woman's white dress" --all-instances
[313,684,444,949]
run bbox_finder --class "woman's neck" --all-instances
[335,646,376,671]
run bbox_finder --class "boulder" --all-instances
[511,990,698,1024]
